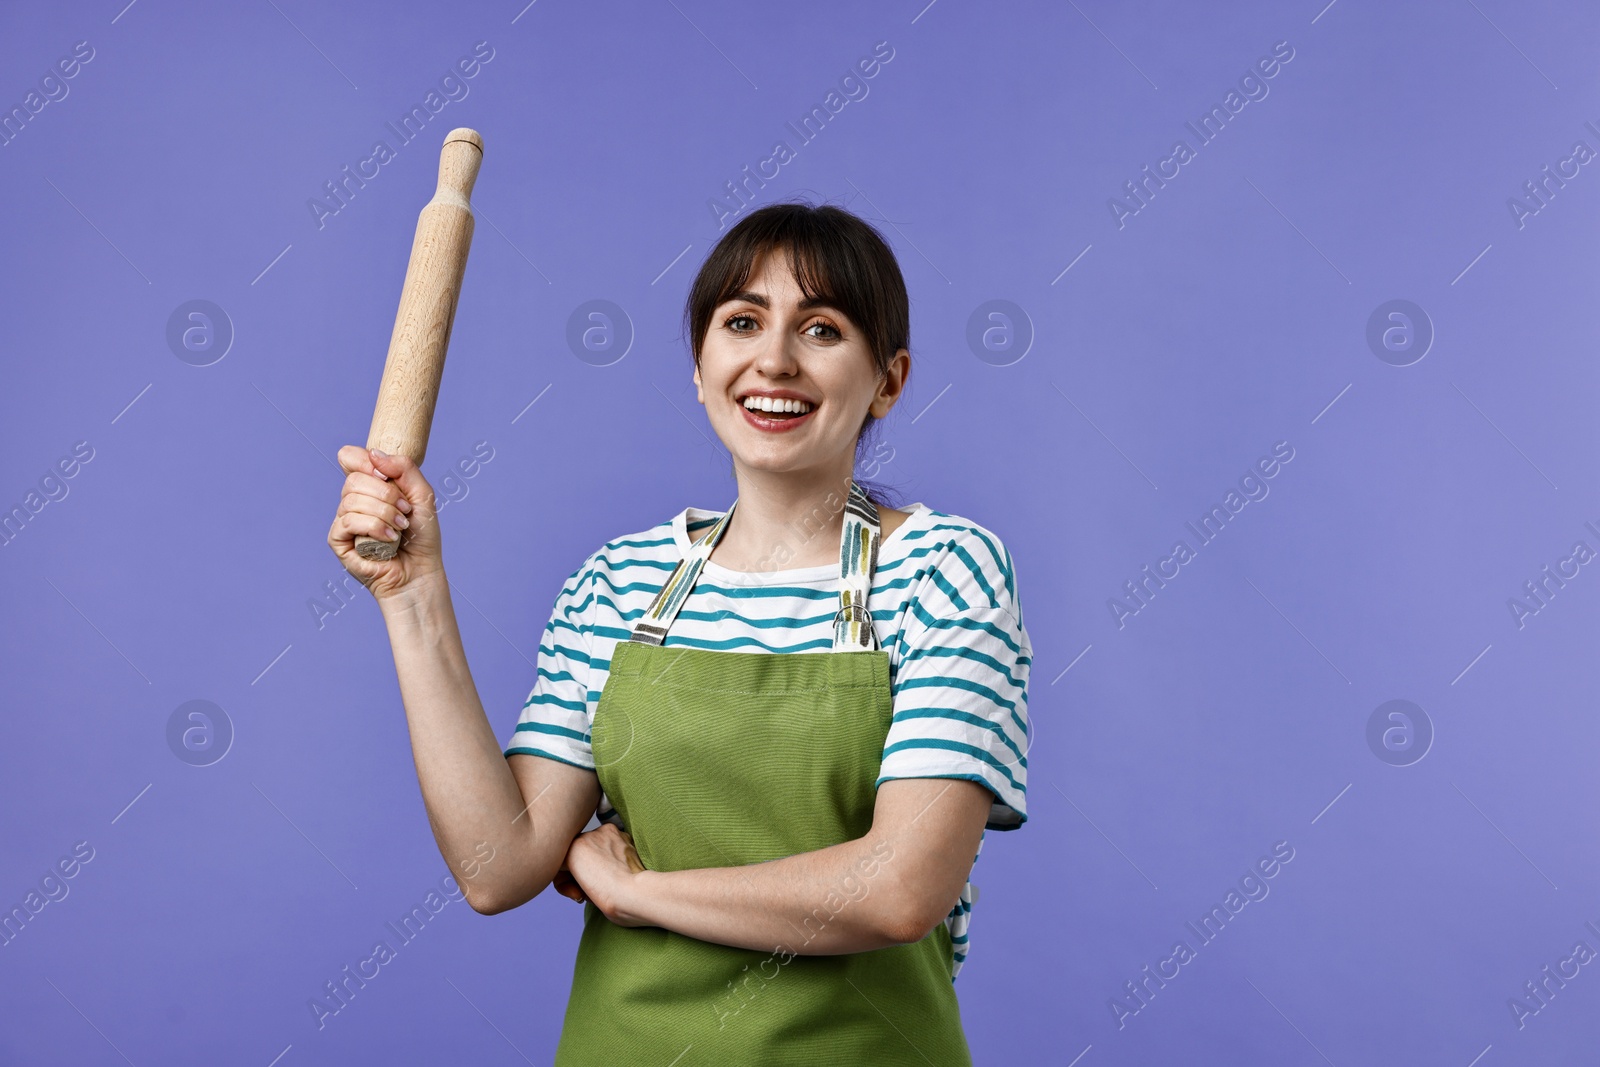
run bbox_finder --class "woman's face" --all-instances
[693,247,907,479]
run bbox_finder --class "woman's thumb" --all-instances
[369,447,400,480]
[369,448,427,502]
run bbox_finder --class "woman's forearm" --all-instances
[619,832,919,955]
[378,572,557,908]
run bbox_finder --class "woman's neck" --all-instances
[708,470,860,573]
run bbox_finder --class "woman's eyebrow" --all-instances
[725,290,838,312]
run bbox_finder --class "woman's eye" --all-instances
[722,314,838,339]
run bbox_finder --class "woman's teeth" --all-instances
[742,396,813,417]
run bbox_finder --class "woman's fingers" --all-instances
[337,488,410,532]
[553,867,586,903]
[333,510,400,544]
[333,447,436,547]
[336,446,422,511]
[341,469,412,513]
[337,443,385,479]
[622,837,646,875]
[369,449,432,509]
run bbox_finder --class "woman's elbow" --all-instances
[465,889,510,915]
[878,899,946,947]
[463,877,547,916]
[463,883,508,915]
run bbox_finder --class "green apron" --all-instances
[553,481,973,1065]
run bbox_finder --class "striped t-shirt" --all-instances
[502,500,1032,979]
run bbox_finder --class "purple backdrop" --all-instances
[2,0,1597,1063]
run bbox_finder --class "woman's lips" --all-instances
[739,402,817,433]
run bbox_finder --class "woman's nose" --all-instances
[755,328,803,373]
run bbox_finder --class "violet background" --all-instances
[2,0,1597,1064]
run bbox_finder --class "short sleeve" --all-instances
[878,530,1032,830]
[502,555,597,770]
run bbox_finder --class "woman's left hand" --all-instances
[563,824,651,927]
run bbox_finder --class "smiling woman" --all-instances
[529,203,1029,1063]
[683,202,912,540]
[328,200,1031,1067]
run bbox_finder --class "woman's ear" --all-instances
[693,364,703,404]
[870,348,910,418]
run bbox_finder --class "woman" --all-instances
[328,201,1032,1064]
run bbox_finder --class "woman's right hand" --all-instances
[328,445,443,603]
[552,862,588,904]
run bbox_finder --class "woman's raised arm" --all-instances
[330,444,600,913]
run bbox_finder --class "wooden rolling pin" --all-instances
[356,127,483,561]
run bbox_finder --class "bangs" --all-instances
[684,201,907,376]
[711,238,846,319]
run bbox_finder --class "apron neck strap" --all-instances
[628,481,882,650]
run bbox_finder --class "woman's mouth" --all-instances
[738,396,817,433]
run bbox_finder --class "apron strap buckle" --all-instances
[832,601,875,649]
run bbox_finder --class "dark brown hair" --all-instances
[681,199,910,510]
